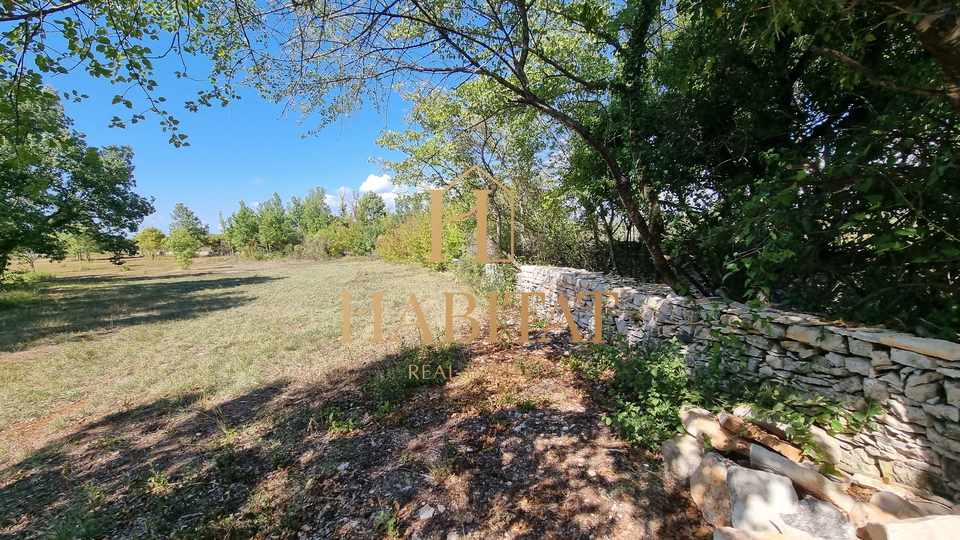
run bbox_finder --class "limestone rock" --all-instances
[845,356,875,377]
[780,496,855,540]
[750,444,856,513]
[849,339,878,357]
[809,426,843,466]
[680,405,751,454]
[945,380,960,408]
[728,465,798,533]
[848,501,900,529]
[871,350,894,369]
[890,349,937,370]
[859,515,960,540]
[922,403,959,422]
[905,381,941,402]
[661,433,705,491]
[877,335,960,362]
[786,326,848,354]
[864,378,890,404]
[713,528,816,540]
[691,452,734,528]
[869,491,925,519]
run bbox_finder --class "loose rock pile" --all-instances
[663,405,960,540]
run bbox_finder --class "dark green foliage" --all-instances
[0,89,153,275]
[562,1,960,337]
[569,338,881,458]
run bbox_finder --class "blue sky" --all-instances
[49,65,411,234]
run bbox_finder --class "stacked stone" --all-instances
[517,264,960,501]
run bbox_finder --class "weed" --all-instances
[373,508,399,537]
[144,467,172,496]
[426,460,453,484]
[97,434,128,452]
[516,398,538,413]
[50,416,70,432]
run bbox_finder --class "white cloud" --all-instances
[250,201,260,208]
[359,173,393,194]
[250,177,265,185]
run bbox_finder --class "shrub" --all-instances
[165,229,202,269]
[567,338,880,460]
[293,235,329,260]
[376,212,467,271]
[316,222,366,257]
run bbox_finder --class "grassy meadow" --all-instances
[0,256,472,447]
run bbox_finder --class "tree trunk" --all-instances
[600,209,620,275]
[519,97,680,291]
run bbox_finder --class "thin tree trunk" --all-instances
[600,210,620,275]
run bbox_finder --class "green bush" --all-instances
[316,222,366,257]
[376,212,467,271]
[568,338,881,461]
[292,235,329,260]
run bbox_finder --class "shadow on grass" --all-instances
[0,340,696,539]
[0,274,283,351]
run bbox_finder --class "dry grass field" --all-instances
[0,256,700,539]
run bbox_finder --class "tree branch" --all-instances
[0,0,91,23]
[810,44,948,98]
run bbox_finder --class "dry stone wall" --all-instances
[517,264,960,501]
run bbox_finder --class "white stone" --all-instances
[786,326,848,353]
[691,453,734,528]
[860,515,960,540]
[905,382,940,402]
[849,339,878,357]
[922,403,960,422]
[871,350,894,368]
[833,377,863,394]
[877,335,960,362]
[938,366,960,379]
[879,372,904,393]
[905,371,944,387]
[864,378,890,404]
[661,434,706,490]
[890,349,937,370]
[945,380,960,408]
[418,505,436,519]
[824,352,847,368]
[845,356,875,377]
[712,528,816,540]
[727,466,798,533]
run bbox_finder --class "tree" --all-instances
[169,203,208,242]
[356,191,387,222]
[14,250,42,271]
[376,81,591,268]
[60,230,101,262]
[220,202,260,253]
[289,187,331,235]
[0,88,154,275]
[165,228,202,269]
[256,192,296,252]
[568,0,960,335]
[167,203,207,267]
[134,227,166,259]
